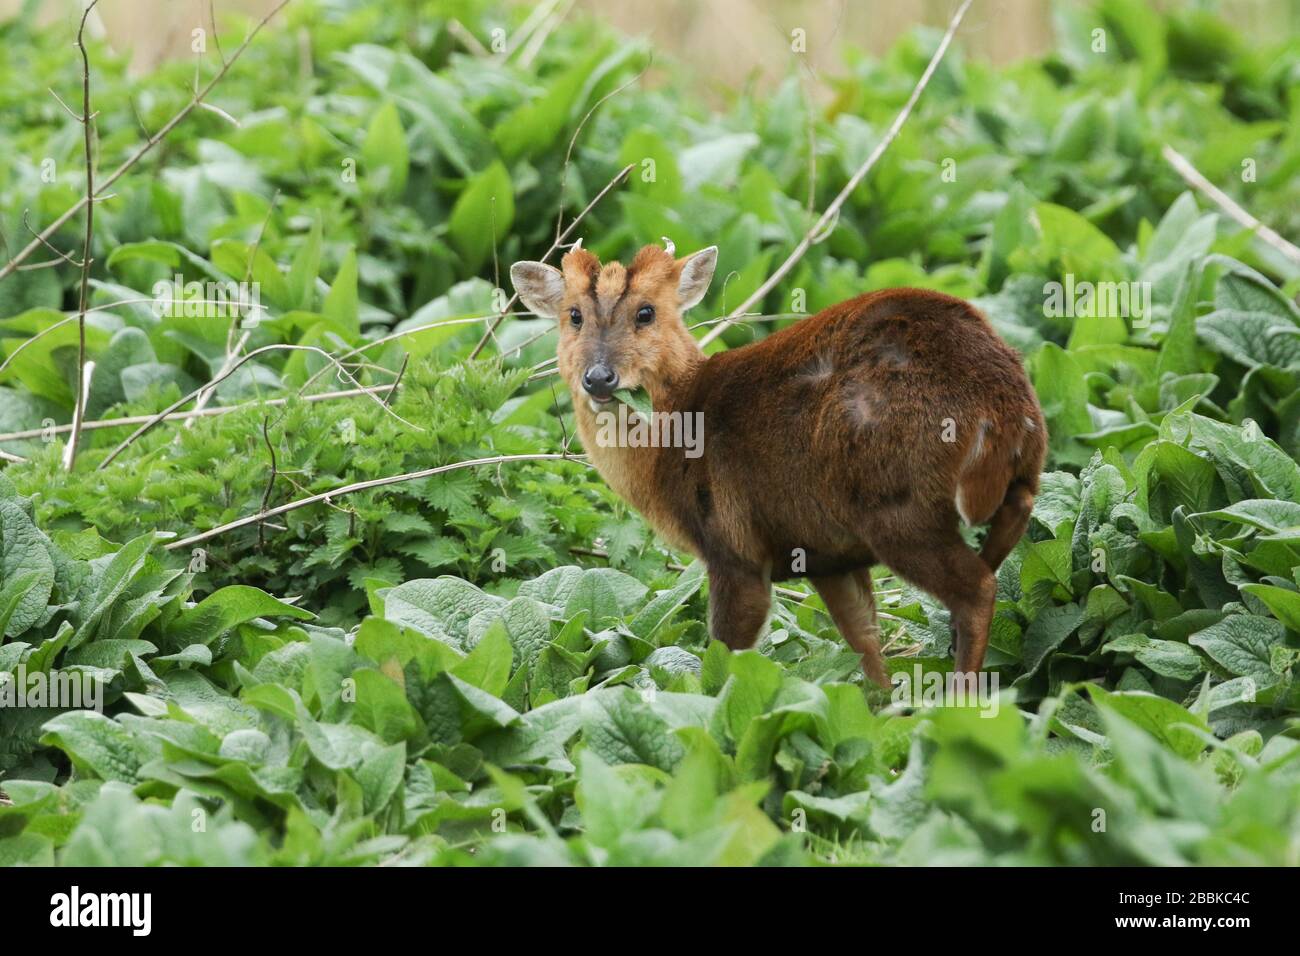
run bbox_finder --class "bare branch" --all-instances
[61,360,94,471]
[553,61,650,247]
[65,0,101,471]
[0,316,78,377]
[698,0,974,347]
[517,0,575,68]
[207,0,228,66]
[1162,144,1300,269]
[383,354,409,408]
[447,19,490,57]
[507,0,562,59]
[15,258,69,273]
[197,100,241,127]
[257,416,278,549]
[21,211,83,268]
[163,452,589,551]
[46,86,82,122]
[0,0,292,284]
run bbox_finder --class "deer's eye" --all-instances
[635,305,655,326]
[569,307,583,328]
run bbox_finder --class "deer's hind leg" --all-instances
[871,528,997,675]
[811,570,889,689]
[979,480,1035,573]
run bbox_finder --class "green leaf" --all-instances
[361,101,409,199]
[384,577,504,649]
[0,498,55,638]
[612,387,654,419]
[1034,202,1125,281]
[39,711,145,783]
[1102,633,1205,681]
[1189,614,1287,687]
[168,585,313,647]
[1238,584,1300,632]
[448,161,515,273]
[452,623,514,696]
[1197,499,1300,536]
[350,668,417,743]
[582,688,684,771]
[286,215,323,310]
[321,248,360,335]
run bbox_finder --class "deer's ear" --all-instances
[510,261,566,318]
[676,246,717,310]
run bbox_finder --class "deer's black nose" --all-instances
[582,363,619,399]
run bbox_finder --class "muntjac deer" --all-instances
[511,242,1046,688]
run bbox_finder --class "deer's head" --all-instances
[511,242,717,406]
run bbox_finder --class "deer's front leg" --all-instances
[707,564,771,651]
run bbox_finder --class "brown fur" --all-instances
[540,245,1046,686]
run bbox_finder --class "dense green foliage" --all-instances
[1,0,1299,865]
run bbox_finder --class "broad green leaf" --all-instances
[168,585,313,647]
[448,161,515,273]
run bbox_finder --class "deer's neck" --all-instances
[572,332,705,552]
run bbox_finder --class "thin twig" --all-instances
[47,86,82,122]
[507,0,561,59]
[22,211,83,268]
[97,344,421,471]
[447,19,489,56]
[553,61,650,248]
[65,0,101,471]
[548,379,572,453]
[1161,144,1300,269]
[698,0,974,347]
[61,361,95,470]
[0,449,27,464]
[0,316,78,379]
[163,452,589,551]
[0,0,292,284]
[469,163,634,359]
[517,0,574,68]
[258,417,278,549]
[383,354,409,408]
[207,0,228,67]
[14,258,69,273]
[0,384,393,443]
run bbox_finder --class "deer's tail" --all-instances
[954,410,1047,528]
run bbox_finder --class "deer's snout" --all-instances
[582,363,619,401]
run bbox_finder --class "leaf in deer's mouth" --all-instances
[612,387,653,419]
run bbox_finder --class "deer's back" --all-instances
[662,288,1044,573]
